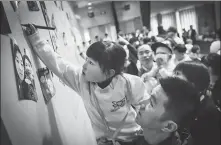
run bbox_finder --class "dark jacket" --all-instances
[190,97,220,145]
[124,44,138,76]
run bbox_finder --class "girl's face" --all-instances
[15,51,24,81]
[82,57,113,82]
[24,59,34,80]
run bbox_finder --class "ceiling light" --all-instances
[88,3,92,6]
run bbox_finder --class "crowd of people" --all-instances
[25,24,220,145]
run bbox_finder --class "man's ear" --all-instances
[161,120,177,133]
[107,69,115,78]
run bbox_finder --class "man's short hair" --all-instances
[174,44,187,53]
[167,27,177,33]
[159,77,199,129]
[129,37,138,44]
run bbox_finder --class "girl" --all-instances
[25,24,148,145]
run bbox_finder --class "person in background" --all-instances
[173,61,220,145]
[142,37,151,45]
[118,35,139,76]
[167,27,184,45]
[172,44,191,66]
[135,29,141,38]
[25,25,149,145]
[157,25,167,39]
[201,53,221,111]
[88,40,92,45]
[137,44,158,94]
[188,25,197,44]
[135,76,199,145]
[137,44,157,77]
[151,42,176,80]
[129,37,140,49]
[95,35,100,42]
[189,45,201,61]
[210,28,220,55]
[185,39,193,54]
[182,28,188,44]
[82,41,87,51]
[103,33,111,42]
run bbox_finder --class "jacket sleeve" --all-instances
[28,32,82,94]
[126,75,150,111]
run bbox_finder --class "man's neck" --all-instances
[143,129,171,145]
[142,61,153,71]
[176,55,185,61]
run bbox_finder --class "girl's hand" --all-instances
[24,24,37,36]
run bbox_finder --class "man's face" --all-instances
[82,57,112,82]
[174,50,184,60]
[155,47,171,66]
[138,45,153,65]
[167,32,175,38]
[136,85,168,130]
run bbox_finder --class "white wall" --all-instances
[1,1,96,145]
[114,1,141,22]
[75,2,114,29]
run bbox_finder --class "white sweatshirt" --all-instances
[28,32,149,141]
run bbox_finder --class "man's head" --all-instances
[83,41,126,82]
[152,42,172,67]
[167,27,177,38]
[186,39,193,45]
[138,44,154,65]
[190,25,193,30]
[105,33,108,37]
[95,35,99,41]
[173,44,187,60]
[129,37,139,48]
[136,77,198,133]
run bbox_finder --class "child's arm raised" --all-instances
[25,24,82,94]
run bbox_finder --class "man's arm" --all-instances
[126,75,150,112]
[26,25,82,94]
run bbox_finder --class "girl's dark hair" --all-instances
[174,61,210,94]
[86,41,126,76]
[23,55,32,68]
[13,43,22,58]
[201,53,220,76]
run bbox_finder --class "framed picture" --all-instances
[10,39,37,102]
[22,48,38,102]
[37,67,55,104]
[27,1,39,11]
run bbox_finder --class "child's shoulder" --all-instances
[120,73,144,88]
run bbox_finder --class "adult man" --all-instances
[188,25,196,44]
[129,37,140,49]
[137,44,158,94]
[167,27,184,45]
[103,33,111,42]
[171,44,191,66]
[151,42,176,79]
[137,44,157,77]
[135,76,199,145]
